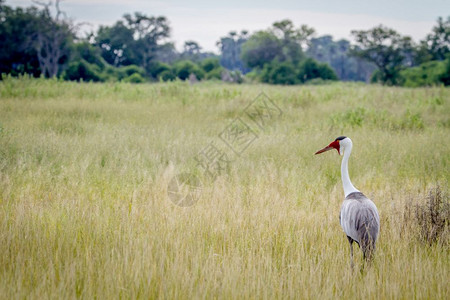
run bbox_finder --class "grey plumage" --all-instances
[340,192,380,263]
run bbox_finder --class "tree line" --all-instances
[0,0,448,86]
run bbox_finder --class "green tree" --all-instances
[123,13,170,70]
[272,20,314,64]
[0,0,73,78]
[0,2,41,76]
[241,31,282,69]
[96,21,136,67]
[96,12,170,69]
[241,20,315,70]
[351,25,413,85]
[178,40,216,63]
[217,30,249,72]
[415,16,450,64]
[181,40,202,61]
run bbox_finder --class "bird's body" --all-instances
[315,136,380,266]
[340,192,380,261]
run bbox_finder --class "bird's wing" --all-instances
[340,192,380,243]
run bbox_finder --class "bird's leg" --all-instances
[347,236,354,270]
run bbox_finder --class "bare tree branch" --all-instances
[31,0,73,77]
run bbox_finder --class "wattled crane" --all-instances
[315,136,380,267]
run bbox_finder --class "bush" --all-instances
[400,60,446,87]
[147,61,172,79]
[243,70,260,82]
[102,65,120,81]
[205,68,223,80]
[256,59,337,84]
[158,70,176,81]
[201,58,221,73]
[201,58,224,80]
[403,186,449,245]
[298,58,337,83]
[117,65,146,81]
[63,60,104,82]
[174,60,205,80]
[72,42,106,70]
[267,62,298,85]
[241,31,282,69]
[317,63,338,81]
[122,73,146,83]
[438,56,450,86]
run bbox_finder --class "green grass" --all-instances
[0,77,449,299]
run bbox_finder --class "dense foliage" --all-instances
[0,1,448,86]
[239,20,338,84]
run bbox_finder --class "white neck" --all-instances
[341,141,359,197]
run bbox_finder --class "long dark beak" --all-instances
[315,146,333,155]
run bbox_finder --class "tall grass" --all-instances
[0,77,449,299]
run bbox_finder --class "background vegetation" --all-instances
[0,77,448,298]
[0,1,449,86]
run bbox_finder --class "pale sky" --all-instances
[8,0,450,53]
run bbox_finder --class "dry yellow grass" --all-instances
[0,77,448,299]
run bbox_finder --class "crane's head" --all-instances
[315,136,349,156]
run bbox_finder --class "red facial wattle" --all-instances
[328,140,340,154]
[314,140,340,155]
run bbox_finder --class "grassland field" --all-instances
[0,77,449,299]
